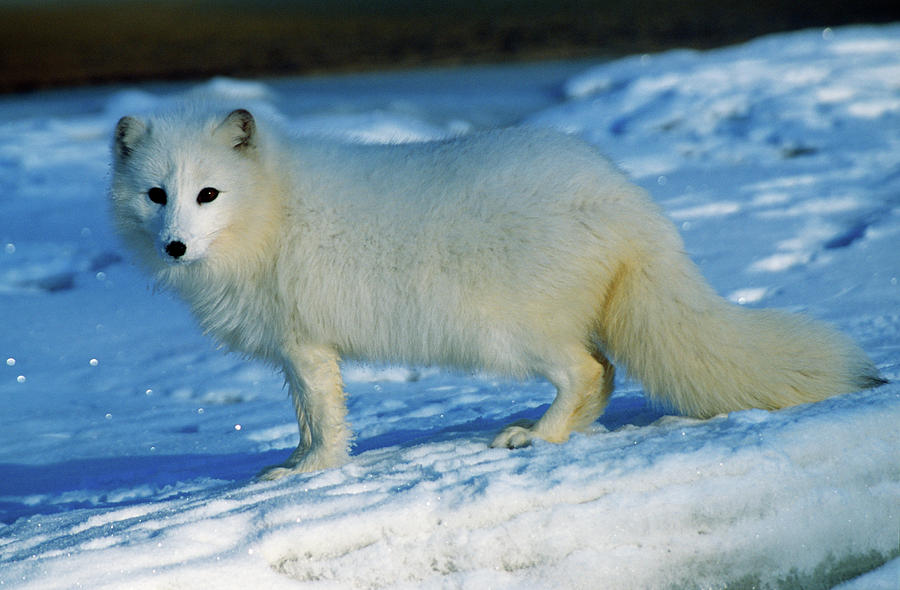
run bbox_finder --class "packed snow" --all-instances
[1,24,899,589]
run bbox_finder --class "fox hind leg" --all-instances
[491,348,615,449]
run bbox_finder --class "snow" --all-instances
[2,24,899,589]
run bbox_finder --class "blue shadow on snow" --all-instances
[0,396,662,524]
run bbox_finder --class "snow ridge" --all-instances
[2,23,899,589]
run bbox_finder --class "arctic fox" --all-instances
[110,106,884,480]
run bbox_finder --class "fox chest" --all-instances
[187,277,288,364]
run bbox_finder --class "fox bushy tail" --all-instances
[599,249,884,418]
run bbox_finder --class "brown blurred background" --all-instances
[1,0,897,94]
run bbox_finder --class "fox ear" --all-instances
[114,116,147,159]
[216,109,256,151]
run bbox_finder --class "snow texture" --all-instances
[1,24,899,589]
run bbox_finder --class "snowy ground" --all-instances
[1,24,899,589]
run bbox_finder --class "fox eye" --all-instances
[197,187,219,204]
[147,187,167,205]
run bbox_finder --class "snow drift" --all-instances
[1,24,898,589]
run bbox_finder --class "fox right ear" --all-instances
[114,116,147,159]
[216,109,256,151]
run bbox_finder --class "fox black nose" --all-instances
[165,240,187,259]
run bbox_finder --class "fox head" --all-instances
[110,108,260,271]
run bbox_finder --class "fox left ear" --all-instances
[114,116,147,159]
[216,109,256,151]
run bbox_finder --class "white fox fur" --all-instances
[109,106,884,479]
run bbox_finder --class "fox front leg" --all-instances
[257,343,352,480]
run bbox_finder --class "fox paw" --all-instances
[257,464,299,481]
[490,419,538,449]
[256,447,348,481]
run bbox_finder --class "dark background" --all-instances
[1,0,897,94]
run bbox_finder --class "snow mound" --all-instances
[2,23,898,589]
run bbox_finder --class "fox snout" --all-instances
[165,240,187,259]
